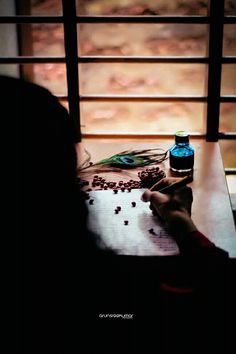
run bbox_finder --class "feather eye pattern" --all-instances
[78,148,168,171]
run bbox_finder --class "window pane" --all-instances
[77,0,208,16]
[0,0,16,15]
[22,64,67,96]
[78,24,208,57]
[225,0,236,15]
[223,25,236,56]
[30,0,62,15]
[219,140,236,168]
[220,103,236,132]
[0,24,18,56]
[80,102,205,134]
[31,24,64,56]
[79,63,207,96]
[0,64,19,78]
[221,64,236,96]
[15,0,62,15]
[14,24,65,57]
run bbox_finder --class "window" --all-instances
[0,0,235,171]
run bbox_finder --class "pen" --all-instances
[156,175,193,194]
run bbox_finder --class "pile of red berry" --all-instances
[138,167,166,188]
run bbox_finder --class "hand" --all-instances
[141,177,197,241]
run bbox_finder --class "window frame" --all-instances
[0,0,235,154]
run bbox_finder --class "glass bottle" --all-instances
[169,131,194,173]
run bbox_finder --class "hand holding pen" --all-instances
[141,176,197,239]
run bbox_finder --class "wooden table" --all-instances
[76,138,236,258]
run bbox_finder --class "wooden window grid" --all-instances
[0,0,235,150]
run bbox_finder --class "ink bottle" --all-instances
[169,131,194,173]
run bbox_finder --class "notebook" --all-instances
[85,188,179,256]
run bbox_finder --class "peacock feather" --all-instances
[78,148,168,171]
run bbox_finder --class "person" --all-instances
[6,73,230,354]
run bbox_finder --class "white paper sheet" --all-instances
[85,189,179,256]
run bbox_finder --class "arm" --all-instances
[142,178,228,296]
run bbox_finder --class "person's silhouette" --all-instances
[5,74,230,354]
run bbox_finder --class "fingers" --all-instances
[174,186,193,201]
[141,189,168,204]
[141,185,193,221]
[141,189,152,202]
[149,203,158,216]
[141,190,169,217]
[173,186,193,214]
[149,191,169,206]
[142,186,192,204]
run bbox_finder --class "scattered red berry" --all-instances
[148,228,155,234]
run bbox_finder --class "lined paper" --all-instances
[85,189,179,256]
